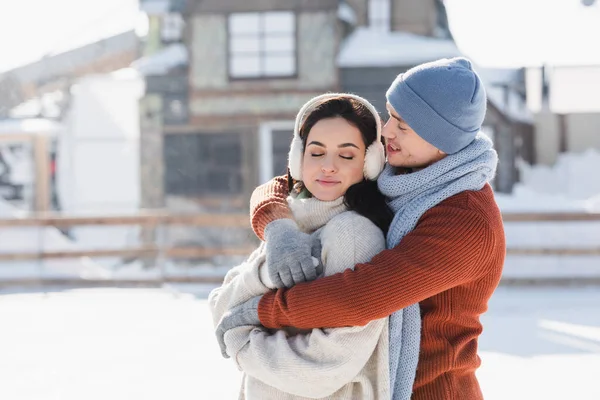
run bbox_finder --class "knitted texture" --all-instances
[210,196,391,399]
[250,176,293,241]
[386,57,487,154]
[255,188,506,400]
[377,133,498,400]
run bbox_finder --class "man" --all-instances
[216,57,506,399]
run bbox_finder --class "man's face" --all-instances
[382,103,446,169]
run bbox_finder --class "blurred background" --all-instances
[0,1,599,399]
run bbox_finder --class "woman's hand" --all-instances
[264,219,322,288]
[215,295,261,358]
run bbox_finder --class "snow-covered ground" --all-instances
[0,286,598,399]
[495,149,600,280]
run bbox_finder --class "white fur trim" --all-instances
[289,92,386,181]
[364,141,386,180]
[288,136,304,181]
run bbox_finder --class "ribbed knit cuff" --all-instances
[258,290,291,329]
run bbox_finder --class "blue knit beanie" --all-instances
[385,57,487,154]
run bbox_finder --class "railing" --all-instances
[0,211,255,287]
[501,212,600,256]
[0,211,599,287]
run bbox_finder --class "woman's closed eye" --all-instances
[311,153,354,160]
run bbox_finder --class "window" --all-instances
[271,129,294,177]
[161,13,184,42]
[164,133,243,196]
[228,11,296,79]
[258,122,294,183]
[368,0,391,32]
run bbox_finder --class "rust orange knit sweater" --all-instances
[250,176,506,400]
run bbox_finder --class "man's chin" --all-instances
[387,156,409,168]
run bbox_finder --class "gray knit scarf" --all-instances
[377,133,498,400]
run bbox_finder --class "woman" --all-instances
[209,93,406,399]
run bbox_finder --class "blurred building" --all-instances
[526,65,600,166]
[138,0,535,219]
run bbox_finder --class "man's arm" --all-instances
[249,175,292,240]
[258,204,505,329]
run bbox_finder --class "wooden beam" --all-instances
[501,212,600,222]
[0,276,225,288]
[507,247,600,256]
[2,211,600,228]
[0,246,254,262]
[33,134,50,212]
[167,246,255,258]
[0,212,250,228]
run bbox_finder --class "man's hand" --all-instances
[215,296,261,358]
[264,219,322,288]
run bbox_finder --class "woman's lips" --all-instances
[317,179,340,187]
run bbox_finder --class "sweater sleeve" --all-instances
[249,175,293,241]
[258,204,502,329]
[230,213,389,398]
[207,245,271,329]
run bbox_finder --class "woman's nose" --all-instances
[321,156,337,173]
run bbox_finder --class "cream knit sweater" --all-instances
[208,195,390,399]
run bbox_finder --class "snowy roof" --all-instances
[131,43,188,76]
[477,67,533,124]
[337,27,462,68]
[10,91,66,119]
[0,118,62,136]
[140,0,171,15]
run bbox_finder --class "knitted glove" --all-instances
[264,218,321,288]
[215,295,261,359]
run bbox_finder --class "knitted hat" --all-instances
[385,57,487,154]
[288,93,385,181]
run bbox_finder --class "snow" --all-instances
[486,85,533,124]
[0,199,110,280]
[0,286,598,400]
[516,148,600,201]
[337,1,357,25]
[131,43,188,76]
[496,149,600,280]
[9,91,66,119]
[140,0,171,15]
[0,118,62,136]
[337,27,462,68]
[475,67,533,124]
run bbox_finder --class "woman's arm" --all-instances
[249,175,292,240]
[227,213,389,398]
[207,245,271,329]
[250,175,320,288]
